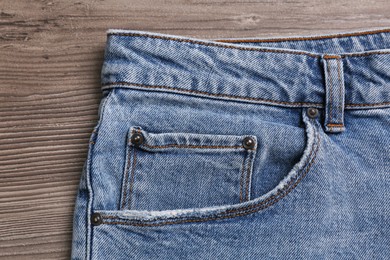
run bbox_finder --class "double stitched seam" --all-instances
[341,51,390,58]
[127,129,140,209]
[127,148,137,209]
[142,143,243,149]
[121,129,135,209]
[102,82,390,109]
[107,33,320,58]
[239,152,246,203]
[221,125,319,215]
[108,31,390,58]
[345,101,390,107]
[213,28,390,43]
[101,82,322,107]
[101,121,320,226]
[326,59,334,128]
[326,123,344,127]
[324,56,344,129]
[337,59,344,126]
[87,89,114,260]
[245,151,255,201]
[220,128,320,218]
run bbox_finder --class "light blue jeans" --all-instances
[72,28,390,259]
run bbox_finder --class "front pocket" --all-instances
[95,108,320,227]
[120,126,258,211]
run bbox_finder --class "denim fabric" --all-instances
[72,28,390,259]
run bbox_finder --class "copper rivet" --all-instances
[307,107,319,118]
[242,137,255,149]
[91,213,102,226]
[131,132,144,146]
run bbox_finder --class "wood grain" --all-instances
[1,0,389,259]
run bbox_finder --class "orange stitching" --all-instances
[102,82,390,109]
[323,55,341,59]
[213,28,390,44]
[326,123,344,127]
[101,121,320,226]
[342,51,390,58]
[101,82,323,107]
[345,102,390,107]
[142,143,244,149]
[107,30,390,58]
[107,32,320,58]
[325,57,344,130]
[108,30,390,58]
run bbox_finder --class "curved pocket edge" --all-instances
[96,109,322,227]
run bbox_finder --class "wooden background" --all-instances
[1,0,389,259]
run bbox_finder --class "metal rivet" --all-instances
[307,107,319,118]
[242,136,255,149]
[91,213,102,226]
[131,132,144,146]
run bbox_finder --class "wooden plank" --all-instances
[1,0,389,259]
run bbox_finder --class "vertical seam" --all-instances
[121,129,135,209]
[326,60,333,126]
[86,89,114,260]
[337,59,344,126]
[127,129,141,209]
[121,147,132,209]
[128,147,137,210]
[239,152,247,203]
[245,151,255,201]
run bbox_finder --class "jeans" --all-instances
[71,28,390,259]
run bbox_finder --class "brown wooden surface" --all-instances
[1,0,390,259]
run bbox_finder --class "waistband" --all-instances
[101,28,390,109]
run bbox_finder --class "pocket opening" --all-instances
[102,108,321,226]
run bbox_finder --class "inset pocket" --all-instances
[120,126,257,211]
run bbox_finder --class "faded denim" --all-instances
[72,28,390,259]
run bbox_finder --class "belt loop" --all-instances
[321,54,346,133]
